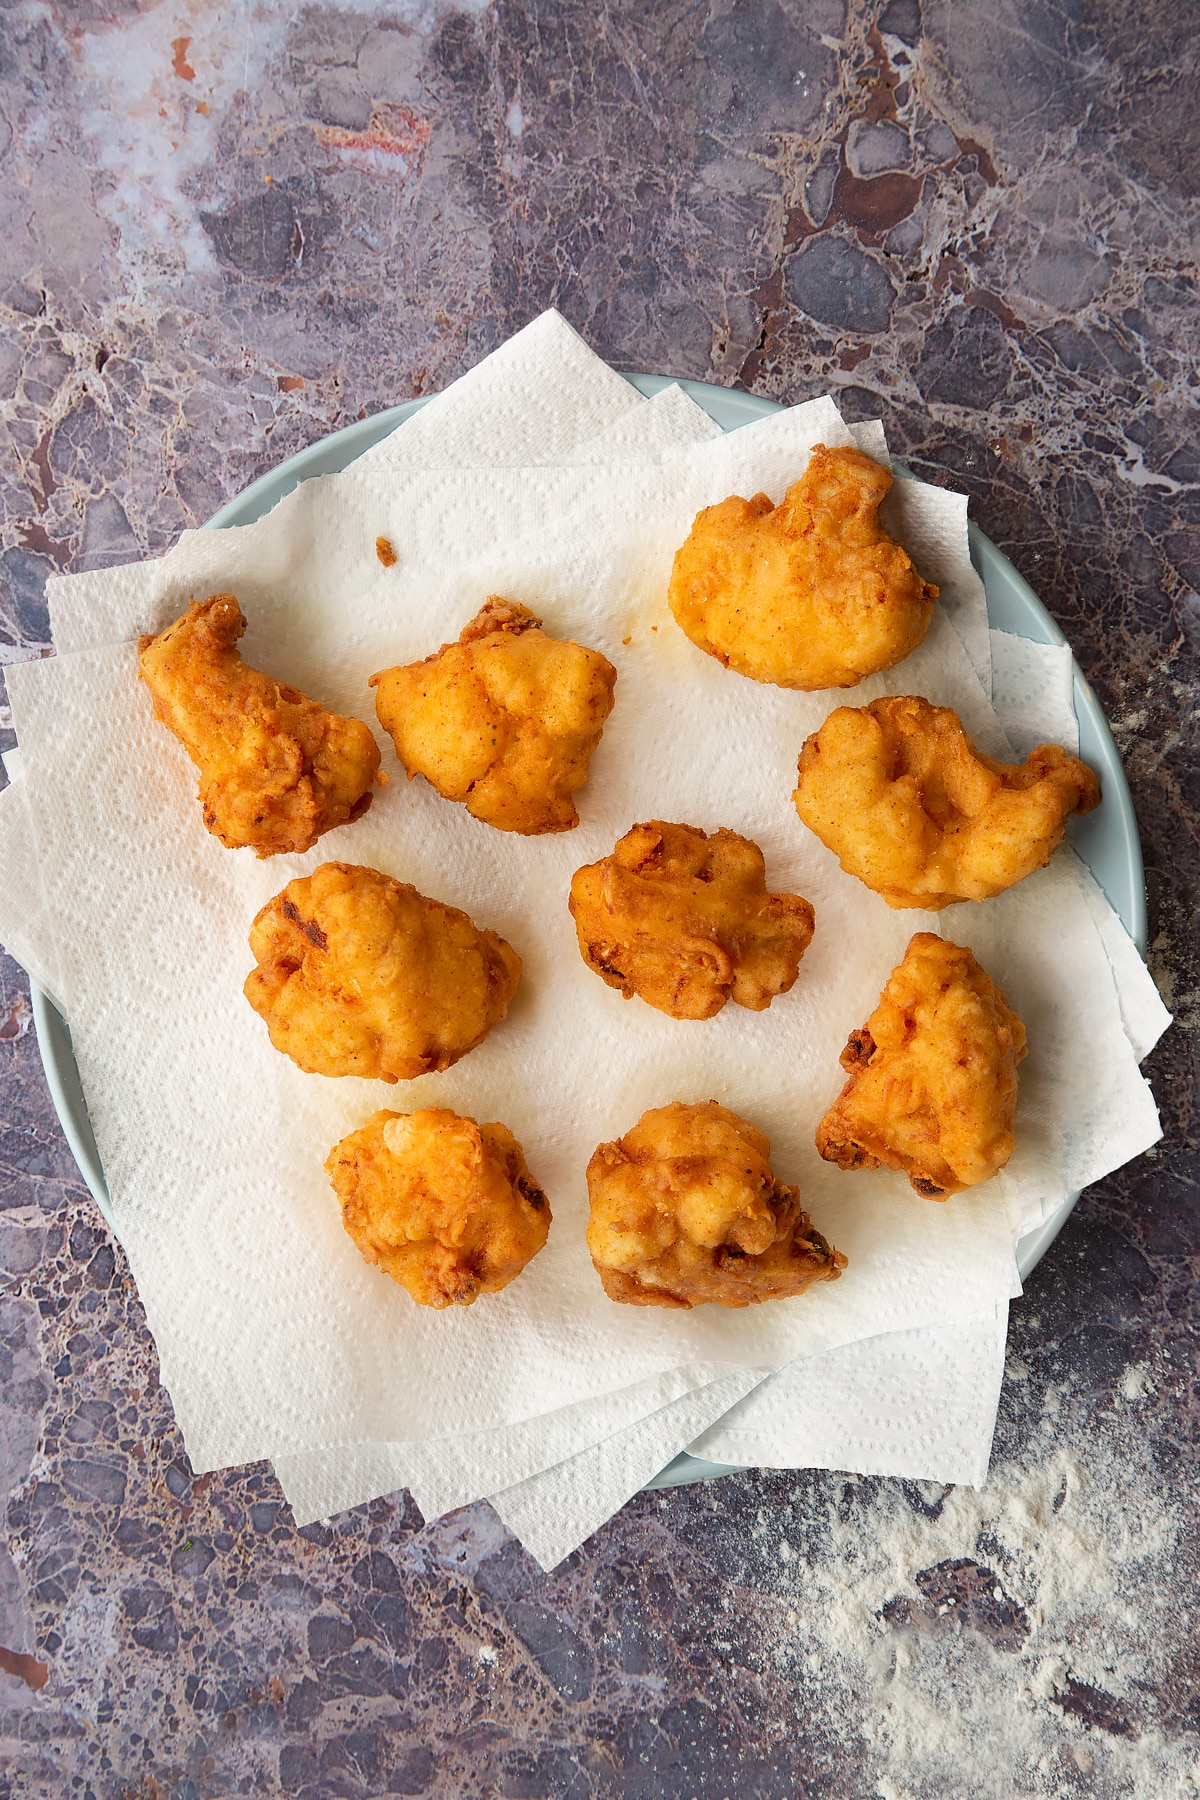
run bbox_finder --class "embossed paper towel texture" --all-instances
[6,602,1157,1539]
[139,400,1161,1232]
[14,353,830,1512]
[2,347,1165,1504]
[487,1369,769,1573]
[269,387,992,1565]
[4,320,1165,1533]
[8,407,1037,1475]
[1,607,1160,1519]
[17,376,772,1519]
[690,1305,1009,1483]
[492,1306,1010,1571]
[252,400,1006,1529]
[352,310,647,473]
[272,1362,765,1526]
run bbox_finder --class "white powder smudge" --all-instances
[764,1386,1200,1798]
[1121,1361,1154,1401]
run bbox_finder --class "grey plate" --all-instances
[31,375,1145,1492]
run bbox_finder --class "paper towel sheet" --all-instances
[557,383,721,463]
[3,320,1166,1555]
[270,641,1162,1544]
[274,1360,763,1528]
[352,311,645,474]
[488,1368,767,1571]
[990,628,1078,755]
[850,420,891,467]
[690,1305,1008,1488]
[0,765,64,1010]
[950,851,1162,1240]
[882,480,991,696]
[47,557,161,658]
[2,623,1161,1549]
[482,1304,1005,1570]
[1069,851,1171,1064]
[6,417,1038,1474]
[25,352,774,1534]
[22,349,742,1521]
[8,632,1026,1472]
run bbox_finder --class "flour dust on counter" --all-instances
[667,1365,1198,1799]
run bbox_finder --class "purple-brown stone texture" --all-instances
[0,1,1197,1793]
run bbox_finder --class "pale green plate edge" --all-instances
[31,374,1146,1493]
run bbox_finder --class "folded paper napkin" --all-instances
[0,313,1170,1566]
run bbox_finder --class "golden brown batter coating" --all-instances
[794,695,1101,908]
[569,821,816,1021]
[138,596,381,857]
[586,1101,845,1309]
[816,933,1028,1198]
[244,861,521,1082]
[370,598,617,834]
[667,444,937,690]
[327,1107,551,1308]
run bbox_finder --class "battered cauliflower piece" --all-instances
[816,933,1028,1198]
[244,861,521,1081]
[138,595,382,856]
[794,695,1101,908]
[370,597,617,834]
[668,444,937,690]
[569,821,816,1020]
[327,1108,551,1308]
[586,1101,846,1309]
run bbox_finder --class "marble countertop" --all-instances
[1,2,1197,1794]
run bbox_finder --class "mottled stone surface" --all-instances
[0,1,1197,1794]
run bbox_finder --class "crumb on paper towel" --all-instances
[376,536,398,567]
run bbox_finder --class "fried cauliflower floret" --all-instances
[244,861,521,1081]
[794,695,1101,908]
[138,596,381,856]
[667,444,937,690]
[369,598,617,834]
[569,821,816,1021]
[816,933,1028,1198]
[586,1101,845,1309]
[327,1108,551,1308]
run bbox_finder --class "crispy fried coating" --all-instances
[667,444,938,690]
[816,933,1028,1198]
[569,821,816,1021]
[369,597,617,834]
[327,1107,551,1308]
[138,596,381,857]
[794,695,1101,908]
[244,861,521,1081]
[586,1101,846,1309]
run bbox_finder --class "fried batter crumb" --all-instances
[570,820,815,1020]
[586,1100,845,1308]
[816,932,1028,1197]
[138,595,381,857]
[244,861,521,1081]
[370,597,617,834]
[668,444,937,690]
[327,1107,550,1307]
[794,694,1101,907]
[376,536,398,567]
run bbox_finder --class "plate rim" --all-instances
[29,373,1147,1492]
